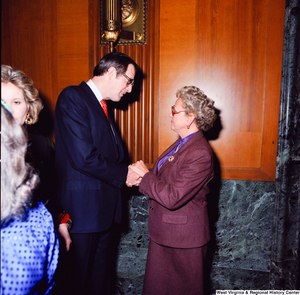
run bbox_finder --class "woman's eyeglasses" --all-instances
[171,105,186,116]
[122,73,134,86]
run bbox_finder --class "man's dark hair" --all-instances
[93,52,138,77]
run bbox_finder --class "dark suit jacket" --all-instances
[54,82,128,233]
[139,131,214,248]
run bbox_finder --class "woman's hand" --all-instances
[58,223,72,251]
[130,160,149,178]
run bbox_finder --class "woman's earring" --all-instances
[187,125,190,129]
[25,112,33,125]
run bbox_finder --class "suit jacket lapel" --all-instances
[154,138,179,176]
[155,131,204,177]
[109,122,124,161]
[78,82,122,161]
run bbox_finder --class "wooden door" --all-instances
[158,0,285,180]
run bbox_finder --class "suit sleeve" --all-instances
[139,147,213,210]
[55,86,128,188]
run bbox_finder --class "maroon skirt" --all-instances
[142,239,207,295]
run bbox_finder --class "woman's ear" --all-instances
[187,112,195,124]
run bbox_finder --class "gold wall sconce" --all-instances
[101,0,147,51]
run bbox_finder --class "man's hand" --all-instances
[58,223,72,251]
[126,166,141,187]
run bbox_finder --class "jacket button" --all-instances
[150,206,153,210]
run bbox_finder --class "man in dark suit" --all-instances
[54,52,140,295]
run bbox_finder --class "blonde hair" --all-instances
[1,65,43,125]
[176,86,217,131]
[1,105,39,226]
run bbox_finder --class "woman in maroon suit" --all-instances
[129,86,217,295]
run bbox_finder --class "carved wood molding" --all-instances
[96,0,159,166]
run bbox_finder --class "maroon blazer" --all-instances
[139,131,214,248]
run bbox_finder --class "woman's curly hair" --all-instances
[1,105,39,226]
[1,65,43,125]
[176,86,217,131]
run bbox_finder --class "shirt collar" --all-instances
[87,79,104,103]
[179,130,199,145]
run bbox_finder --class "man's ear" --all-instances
[107,67,117,80]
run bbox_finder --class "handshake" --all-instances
[126,160,149,187]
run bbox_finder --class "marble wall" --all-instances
[114,0,300,293]
[208,181,276,291]
[270,0,300,289]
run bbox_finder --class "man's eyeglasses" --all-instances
[122,73,134,86]
[171,105,186,116]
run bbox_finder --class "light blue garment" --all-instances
[1,202,59,295]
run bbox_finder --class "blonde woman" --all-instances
[1,65,43,125]
[1,65,72,252]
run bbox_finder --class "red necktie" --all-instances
[100,99,109,121]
